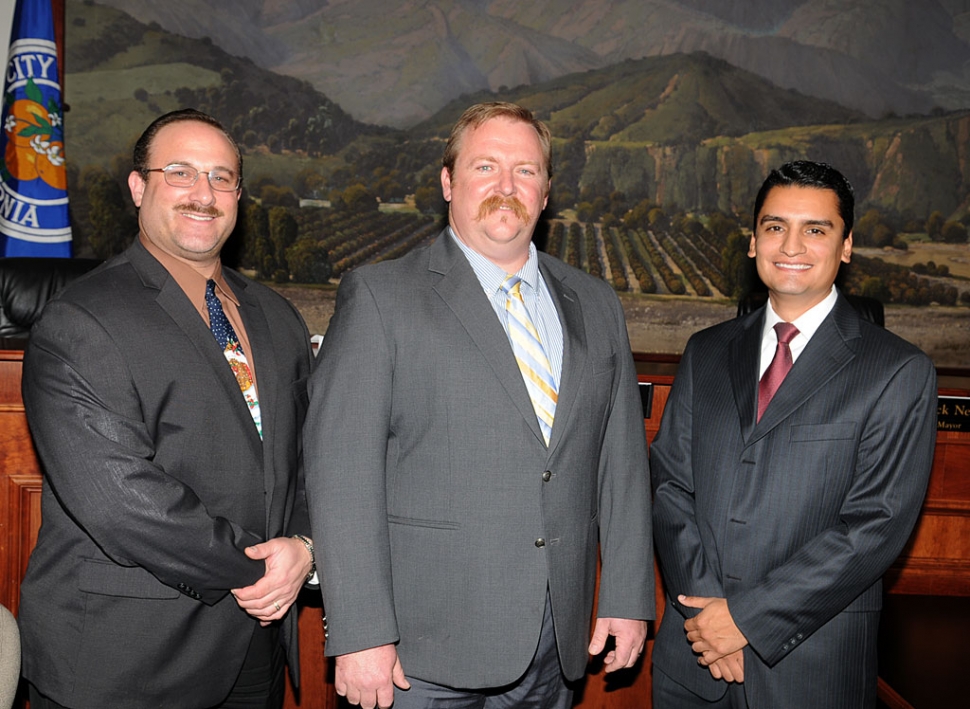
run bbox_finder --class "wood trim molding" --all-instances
[876,677,916,709]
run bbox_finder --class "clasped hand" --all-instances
[679,595,747,683]
[232,537,313,625]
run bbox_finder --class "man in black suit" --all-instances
[651,161,937,708]
[19,109,315,709]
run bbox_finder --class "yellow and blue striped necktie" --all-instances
[502,275,558,445]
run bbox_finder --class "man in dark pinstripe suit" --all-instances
[650,161,937,708]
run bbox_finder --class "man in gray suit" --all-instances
[304,102,653,708]
[20,109,315,709]
[651,161,937,708]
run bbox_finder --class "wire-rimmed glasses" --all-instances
[146,164,240,192]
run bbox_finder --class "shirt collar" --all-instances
[138,233,239,310]
[763,284,838,341]
[448,227,540,295]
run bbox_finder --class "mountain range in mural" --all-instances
[64,0,970,221]
[90,0,970,127]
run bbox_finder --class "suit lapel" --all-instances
[729,309,764,442]
[429,232,546,445]
[539,258,585,453]
[227,271,277,524]
[227,271,277,441]
[128,242,263,460]
[748,296,861,440]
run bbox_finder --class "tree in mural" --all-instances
[269,206,298,282]
[86,169,136,259]
[286,238,333,284]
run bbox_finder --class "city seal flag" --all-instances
[1,0,71,256]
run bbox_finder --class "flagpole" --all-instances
[53,0,63,91]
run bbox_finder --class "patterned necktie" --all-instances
[501,275,558,445]
[205,279,263,439]
[757,322,799,422]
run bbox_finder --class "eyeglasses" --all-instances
[146,164,240,192]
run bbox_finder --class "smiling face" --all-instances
[749,185,853,321]
[441,116,550,273]
[127,120,240,271]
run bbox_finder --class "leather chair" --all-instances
[0,258,102,345]
[736,291,885,327]
[0,604,18,709]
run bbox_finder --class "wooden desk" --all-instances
[3,351,968,708]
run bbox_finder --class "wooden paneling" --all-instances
[884,392,970,596]
[2,351,967,709]
[284,597,334,709]
[0,352,42,617]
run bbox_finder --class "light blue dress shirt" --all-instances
[449,228,564,389]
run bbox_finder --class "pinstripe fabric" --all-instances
[743,610,879,709]
[651,294,937,709]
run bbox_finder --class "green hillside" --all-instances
[64,0,377,172]
[411,53,863,144]
[405,52,967,219]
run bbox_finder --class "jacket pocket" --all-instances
[592,352,616,377]
[387,514,460,530]
[78,558,180,599]
[790,422,857,442]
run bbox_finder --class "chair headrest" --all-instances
[0,257,102,339]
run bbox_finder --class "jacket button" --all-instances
[542,471,552,482]
[535,538,546,548]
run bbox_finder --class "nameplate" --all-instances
[938,396,970,432]
[639,382,654,419]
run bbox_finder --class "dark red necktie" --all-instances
[758,322,799,421]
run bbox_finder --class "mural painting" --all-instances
[56,0,970,364]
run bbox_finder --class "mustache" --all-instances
[175,203,223,217]
[476,195,529,222]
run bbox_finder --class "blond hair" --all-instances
[442,102,552,178]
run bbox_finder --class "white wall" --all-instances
[1,0,14,60]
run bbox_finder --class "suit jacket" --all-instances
[651,293,937,708]
[19,240,313,709]
[304,230,653,688]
